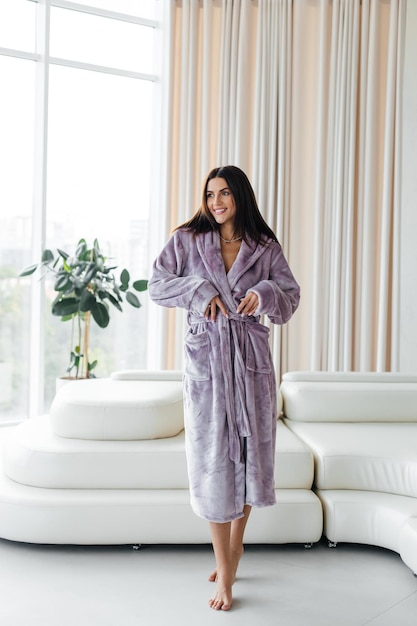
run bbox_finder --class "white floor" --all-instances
[0,538,417,626]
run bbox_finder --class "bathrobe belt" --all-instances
[188,311,256,464]
[218,312,254,464]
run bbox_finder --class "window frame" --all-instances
[0,0,160,420]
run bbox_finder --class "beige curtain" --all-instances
[148,0,405,377]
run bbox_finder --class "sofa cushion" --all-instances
[274,420,314,489]
[318,490,417,553]
[3,415,190,489]
[50,377,184,440]
[111,370,183,381]
[281,371,417,422]
[3,416,314,490]
[399,517,417,574]
[285,420,417,497]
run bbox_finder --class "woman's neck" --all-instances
[219,226,239,241]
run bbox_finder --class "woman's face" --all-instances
[205,177,237,230]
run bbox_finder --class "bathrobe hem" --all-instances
[191,499,277,524]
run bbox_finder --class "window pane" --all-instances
[50,7,155,74]
[76,0,157,20]
[0,56,35,421]
[44,65,152,408]
[0,0,37,52]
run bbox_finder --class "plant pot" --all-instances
[55,376,91,394]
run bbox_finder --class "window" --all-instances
[49,6,155,74]
[0,0,37,52]
[0,0,159,421]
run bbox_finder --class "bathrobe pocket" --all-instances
[246,323,271,373]
[184,325,210,381]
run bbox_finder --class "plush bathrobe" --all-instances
[149,229,300,523]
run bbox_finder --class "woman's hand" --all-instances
[205,296,229,322]
[236,291,259,317]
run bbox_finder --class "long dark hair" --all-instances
[176,165,278,245]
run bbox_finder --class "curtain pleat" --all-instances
[217,0,257,169]
[151,0,404,375]
[376,0,403,371]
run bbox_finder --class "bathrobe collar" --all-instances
[196,231,269,302]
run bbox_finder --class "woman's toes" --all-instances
[208,569,217,582]
[209,586,233,611]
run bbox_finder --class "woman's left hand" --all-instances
[205,296,229,322]
[236,292,259,317]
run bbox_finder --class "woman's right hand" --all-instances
[205,296,229,322]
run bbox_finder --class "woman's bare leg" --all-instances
[208,521,233,610]
[208,505,252,584]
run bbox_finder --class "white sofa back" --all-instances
[281,371,417,422]
[111,370,183,381]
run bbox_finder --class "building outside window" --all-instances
[0,0,159,422]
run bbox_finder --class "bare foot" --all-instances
[209,577,233,611]
[208,546,244,583]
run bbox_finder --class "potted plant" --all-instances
[20,238,148,380]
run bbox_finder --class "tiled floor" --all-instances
[0,538,416,626]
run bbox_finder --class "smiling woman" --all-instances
[149,164,300,610]
[0,0,160,421]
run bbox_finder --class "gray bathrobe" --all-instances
[149,229,300,523]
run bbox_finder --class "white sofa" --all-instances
[280,371,417,575]
[0,370,322,546]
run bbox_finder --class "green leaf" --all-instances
[41,249,55,263]
[126,291,141,308]
[72,278,84,293]
[19,264,38,277]
[61,314,75,322]
[83,262,98,285]
[120,268,130,286]
[112,284,122,299]
[91,301,109,328]
[66,350,82,374]
[54,274,73,292]
[88,360,98,372]
[132,279,148,292]
[80,290,96,312]
[57,248,69,261]
[52,297,80,317]
[103,292,123,311]
[75,240,87,259]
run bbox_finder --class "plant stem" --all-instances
[77,312,82,379]
[83,311,91,379]
[69,316,75,375]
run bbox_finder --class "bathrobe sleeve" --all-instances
[148,231,218,315]
[248,241,300,324]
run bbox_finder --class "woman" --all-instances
[149,165,300,611]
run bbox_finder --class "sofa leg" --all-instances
[328,540,337,548]
[304,542,313,549]
[132,544,142,551]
